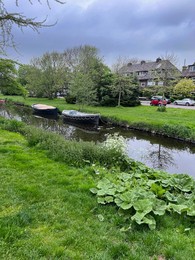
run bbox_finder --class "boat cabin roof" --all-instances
[33,104,56,110]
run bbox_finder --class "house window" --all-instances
[138,71,147,76]
[158,81,164,86]
[189,66,195,72]
[147,81,155,86]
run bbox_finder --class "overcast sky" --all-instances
[5,0,195,69]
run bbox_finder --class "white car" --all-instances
[173,98,195,106]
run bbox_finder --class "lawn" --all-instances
[1,95,195,126]
[0,129,195,259]
[1,95,195,141]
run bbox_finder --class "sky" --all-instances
[4,0,195,69]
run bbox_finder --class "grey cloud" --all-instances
[7,0,195,67]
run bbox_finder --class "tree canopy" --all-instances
[0,58,26,95]
[173,78,195,97]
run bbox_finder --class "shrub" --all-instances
[157,105,166,112]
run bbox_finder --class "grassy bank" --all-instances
[1,95,195,142]
[1,129,195,259]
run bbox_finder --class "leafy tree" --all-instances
[97,68,115,106]
[113,75,140,107]
[0,58,26,95]
[66,45,106,106]
[0,0,64,54]
[141,85,174,99]
[109,56,140,107]
[69,72,97,108]
[24,52,70,98]
[173,78,195,98]
[18,64,43,97]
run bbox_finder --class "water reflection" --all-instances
[0,104,194,178]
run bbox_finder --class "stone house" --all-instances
[120,57,181,88]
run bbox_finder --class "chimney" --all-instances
[182,66,187,72]
[156,57,162,63]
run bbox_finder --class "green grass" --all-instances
[1,94,195,127]
[0,129,195,259]
[1,94,195,142]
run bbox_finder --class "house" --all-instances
[120,58,181,87]
[182,63,195,81]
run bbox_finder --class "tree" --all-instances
[69,72,97,108]
[18,64,43,97]
[111,74,140,107]
[0,0,64,54]
[19,51,70,98]
[66,45,106,106]
[0,58,26,95]
[173,78,195,98]
[110,56,140,107]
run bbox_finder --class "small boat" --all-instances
[32,104,59,117]
[62,110,100,126]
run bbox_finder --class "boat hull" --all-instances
[32,104,59,118]
[62,110,99,126]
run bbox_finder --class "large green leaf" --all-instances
[150,183,166,197]
[169,203,189,214]
[169,174,195,192]
[187,205,195,216]
[142,215,156,230]
[164,191,178,202]
[133,198,154,214]
[153,199,167,215]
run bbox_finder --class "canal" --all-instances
[0,104,195,178]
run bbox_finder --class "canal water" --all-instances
[0,104,195,178]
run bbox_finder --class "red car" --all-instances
[150,98,167,106]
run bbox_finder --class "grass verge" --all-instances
[0,125,195,259]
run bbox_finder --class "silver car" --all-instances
[174,98,195,106]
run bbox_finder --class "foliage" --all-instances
[173,78,195,97]
[0,117,130,169]
[141,85,174,99]
[1,130,195,259]
[69,71,97,107]
[157,105,166,112]
[110,74,140,107]
[27,52,70,99]
[0,58,27,96]
[91,163,195,230]
[102,133,127,157]
[67,45,107,107]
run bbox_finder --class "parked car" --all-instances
[173,98,195,106]
[165,98,171,104]
[150,97,167,106]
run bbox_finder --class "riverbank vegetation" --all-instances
[1,95,195,142]
[0,118,195,259]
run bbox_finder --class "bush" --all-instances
[157,105,166,112]
[65,94,76,104]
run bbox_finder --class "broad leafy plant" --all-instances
[90,163,195,230]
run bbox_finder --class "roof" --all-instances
[120,58,180,74]
[182,63,195,78]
